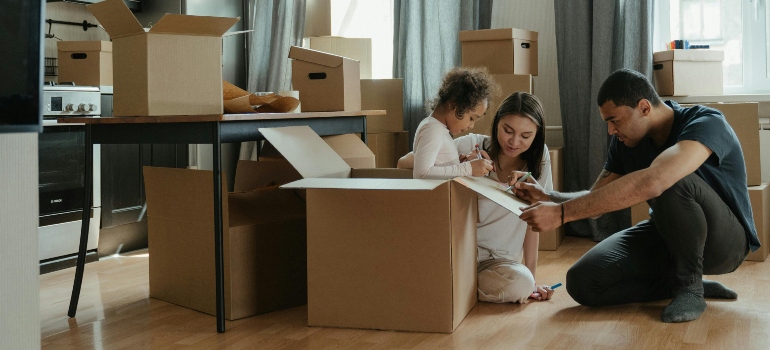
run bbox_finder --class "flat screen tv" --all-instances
[0,0,44,133]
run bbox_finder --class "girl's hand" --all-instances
[460,149,491,163]
[470,159,494,177]
[529,284,555,301]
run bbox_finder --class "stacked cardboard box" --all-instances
[539,147,565,251]
[360,79,410,167]
[653,50,724,96]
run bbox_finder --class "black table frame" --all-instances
[66,115,367,333]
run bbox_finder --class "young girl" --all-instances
[401,91,555,303]
[412,67,495,179]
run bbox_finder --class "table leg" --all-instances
[212,122,226,332]
[68,124,93,318]
[361,116,367,144]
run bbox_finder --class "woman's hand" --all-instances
[529,284,555,301]
[470,158,494,177]
[509,170,549,203]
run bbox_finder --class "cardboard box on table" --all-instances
[457,74,532,137]
[142,160,307,320]
[653,50,724,96]
[367,131,410,168]
[57,41,113,86]
[682,102,761,186]
[361,79,404,133]
[262,125,530,333]
[308,36,372,79]
[88,0,238,116]
[539,146,565,251]
[460,28,538,75]
[289,46,361,112]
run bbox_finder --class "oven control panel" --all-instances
[43,86,101,117]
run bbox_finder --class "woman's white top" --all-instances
[454,133,554,263]
[412,115,473,179]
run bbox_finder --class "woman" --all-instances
[399,92,555,303]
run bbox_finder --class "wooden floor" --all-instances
[41,236,770,349]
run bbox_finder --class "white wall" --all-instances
[0,133,41,349]
[491,1,563,147]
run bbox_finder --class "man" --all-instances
[513,69,760,322]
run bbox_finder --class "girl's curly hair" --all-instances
[427,67,497,119]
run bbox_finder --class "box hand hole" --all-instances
[308,72,327,80]
[71,53,88,59]
[653,63,663,70]
[520,43,530,49]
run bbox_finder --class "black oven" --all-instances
[38,123,86,224]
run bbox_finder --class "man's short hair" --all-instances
[597,69,662,108]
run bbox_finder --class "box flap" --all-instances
[281,178,446,190]
[322,134,376,169]
[350,168,412,179]
[453,176,529,216]
[228,185,305,227]
[288,46,345,68]
[234,160,302,191]
[149,14,239,37]
[57,41,112,52]
[653,49,724,62]
[459,28,538,42]
[87,0,145,39]
[260,126,351,178]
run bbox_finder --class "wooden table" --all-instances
[58,110,384,333]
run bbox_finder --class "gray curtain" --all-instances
[239,0,306,161]
[393,0,491,149]
[554,0,653,241]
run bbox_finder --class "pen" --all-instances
[551,282,562,289]
[530,282,563,299]
[503,172,531,192]
[474,144,483,160]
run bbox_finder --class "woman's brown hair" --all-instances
[486,92,547,180]
[427,67,497,119]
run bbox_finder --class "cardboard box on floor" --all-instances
[262,125,531,333]
[747,183,770,262]
[57,41,113,86]
[653,50,724,96]
[367,131,410,168]
[631,201,651,226]
[682,102,761,186]
[142,160,307,320]
[289,46,361,112]
[457,74,532,138]
[88,0,238,116]
[308,36,372,79]
[539,146,565,250]
[460,28,538,75]
[361,79,404,133]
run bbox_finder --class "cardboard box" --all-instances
[262,126,531,333]
[308,36,372,79]
[540,147,565,251]
[361,79,404,133]
[88,0,238,116]
[304,0,332,37]
[289,46,361,112]
[142,161,307,320]
[683,103,761,186]
[746,184,770,261]
[631,201,651,226]
[457,74,532,137]
[262,133,376,169]
[460,28,538,75]
[761,130,770,183]
[367,131,410,168]
[57,41,113,86]
[653,50,724,96]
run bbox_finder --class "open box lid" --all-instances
[149,14,239,37]
[88,0,145,39]
[459,28,538,42]
[453,176,529,216]
[282,177,446,191]
[259,126,352,179]
[653,49,724,63]
[289,46,352,68]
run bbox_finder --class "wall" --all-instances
[0,133,40,349]
[491,1,563,148]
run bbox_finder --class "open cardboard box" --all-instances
[143,160,307,320]
[260,126,529,333]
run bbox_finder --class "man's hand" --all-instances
[519,201,562,232]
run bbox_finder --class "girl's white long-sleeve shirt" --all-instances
[412,115,473,179]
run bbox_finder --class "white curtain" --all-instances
[239,0,306,161]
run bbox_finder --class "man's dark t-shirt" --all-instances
[604,100,760,251]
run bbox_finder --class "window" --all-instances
[655,0,770,94]
[329,0,395,79]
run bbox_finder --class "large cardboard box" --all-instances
[142,161,307,320]
[460,28,538,75]
[458,74,533,137]
[289,46,361,112]
[653,50,724,96]
[304,0,332,37]
[308,36,372,79]
[88,0,238,116]
[262,126,530,333]
[57,41,113,86]
[540,147,565,251]
[361,79,404,133]
[683,103,761,186]
[367,131,410,168]
[747,184,770,262]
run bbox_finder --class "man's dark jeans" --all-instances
[566,173,749,306]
